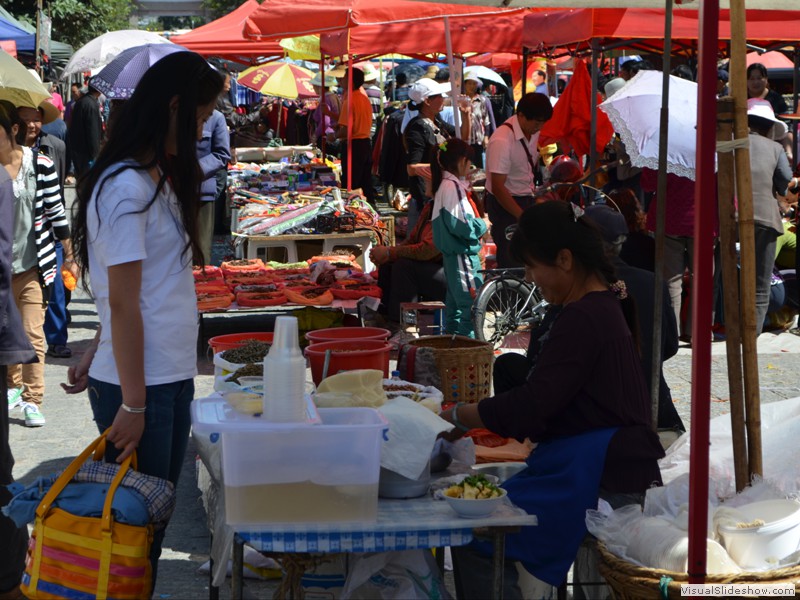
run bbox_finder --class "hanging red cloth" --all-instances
[538,59,614,158]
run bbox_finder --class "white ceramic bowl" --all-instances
[444,488,508,519]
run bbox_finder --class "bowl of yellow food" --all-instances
[443,475,507,519]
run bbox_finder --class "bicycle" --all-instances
[471,267,548,349]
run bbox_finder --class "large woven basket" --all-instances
[406,335,494,404]
[597,541,800,599]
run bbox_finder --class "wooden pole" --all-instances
[716,96,749,492]
[729,0,763,480]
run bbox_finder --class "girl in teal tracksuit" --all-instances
[431,139,488,337]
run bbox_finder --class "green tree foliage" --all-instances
[5,0,132,49]
[203,0,251,20]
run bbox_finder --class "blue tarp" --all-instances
[0,15,34,52]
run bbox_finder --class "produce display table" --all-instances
[240,231,376,271]
[193,399,537,600]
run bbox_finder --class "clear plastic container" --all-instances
[192,397,388,526]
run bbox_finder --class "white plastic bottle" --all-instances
[262,316,307,422]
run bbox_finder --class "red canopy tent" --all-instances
[522,8,800,50]
[170,0,283,63]
[243,0,533,57]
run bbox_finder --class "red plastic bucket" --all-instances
[208,332,274,354]
[305,339,391,385]
[305,326,391,344]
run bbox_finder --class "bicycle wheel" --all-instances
[472,278,543,349]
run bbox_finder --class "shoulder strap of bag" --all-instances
[35,429,135,520]
[501,121,537,174]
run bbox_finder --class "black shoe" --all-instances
[47,344,72,358]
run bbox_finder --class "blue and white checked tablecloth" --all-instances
[238,498,535,553]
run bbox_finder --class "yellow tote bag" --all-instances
[21,431,153,600]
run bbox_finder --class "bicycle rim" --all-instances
[473,279,532,349]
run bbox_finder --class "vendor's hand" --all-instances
[61,344,97,394]
[107,407,146,464]
[370,245,391,265]
[438,407,467,442]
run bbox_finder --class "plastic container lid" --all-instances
[192,394,321,435]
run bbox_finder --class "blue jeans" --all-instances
[88,377,194,587]
[44,241,69,346]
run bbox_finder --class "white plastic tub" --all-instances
[192,396,388,527]
[717,499,800,570]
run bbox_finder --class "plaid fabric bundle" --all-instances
[73,461,175,527]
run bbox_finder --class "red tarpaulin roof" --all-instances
[170,0,282,60]
[523,8,800,48]
[244,0,532,57]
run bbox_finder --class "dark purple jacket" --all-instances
[478,291,664,493]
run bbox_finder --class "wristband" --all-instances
[121,403,146,414]
[451,402,470,433]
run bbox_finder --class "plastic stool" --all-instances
[400,301,446,335]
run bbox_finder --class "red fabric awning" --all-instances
[243,0,532,57]
[523,8,800,49]
[171,0,283,60]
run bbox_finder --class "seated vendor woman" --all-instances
[440,201,664,599]
[369,201,446,326]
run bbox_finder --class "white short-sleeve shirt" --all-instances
[485,115,541,197]
[87,164,198,386]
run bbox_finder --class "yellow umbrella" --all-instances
[279,35,321,61]
[0,50,52,110]
[237,61,317,99]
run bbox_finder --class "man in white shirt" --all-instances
[485,93,553,267]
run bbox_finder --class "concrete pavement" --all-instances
[9,284,800,598]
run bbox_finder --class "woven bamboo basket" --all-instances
[406,335,494,404]
[597,541,800,599]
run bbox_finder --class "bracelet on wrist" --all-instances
[451,402,470,433]
[121,403,146,414]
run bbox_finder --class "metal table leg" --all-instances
[232,534,244,600]
[491,530,505,600]
[209,532,219,600]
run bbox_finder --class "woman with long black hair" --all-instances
[68,51,223,586]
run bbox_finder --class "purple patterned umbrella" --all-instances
[89,43,189,100]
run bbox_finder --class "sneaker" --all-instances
[47,344,72,358]
[23,403,45,427]
[7,387,23,410]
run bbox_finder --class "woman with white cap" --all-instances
[402,78,470,230]
[747,97,798,334]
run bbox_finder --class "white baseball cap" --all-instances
[408,78,451,104]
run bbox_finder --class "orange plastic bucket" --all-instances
[305,327,390,344]
[208,332,274,354]
[304,339,391,385]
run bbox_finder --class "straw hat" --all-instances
[360,62,380,82]
[21,68,60,124]
[423,65,439,80]
[310,73,338,88]
[327,63,347,78]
